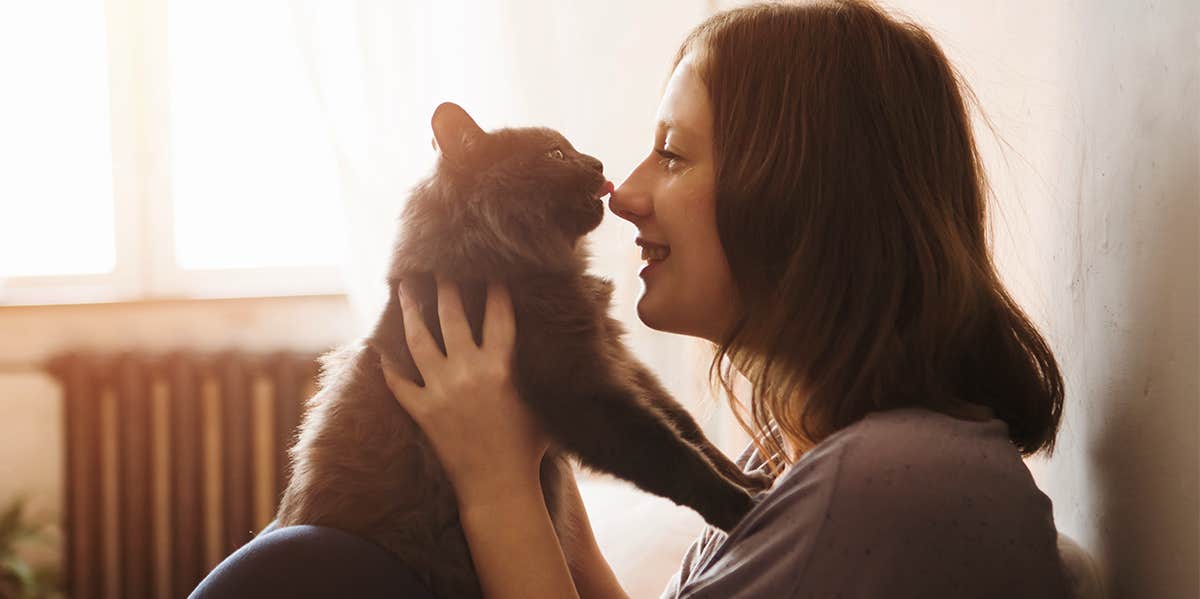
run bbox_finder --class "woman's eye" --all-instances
[546,148,565,160]
[655,148,681,170]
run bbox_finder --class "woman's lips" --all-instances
[639,255,664,278]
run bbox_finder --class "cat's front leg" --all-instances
[517,346,756,532]
[539,378,754,531]
[593,314,774,494]
[627,364,775,494]
[511,285,756,530]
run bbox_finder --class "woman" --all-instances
[382,1,1067,597]
[194,1,1067,597]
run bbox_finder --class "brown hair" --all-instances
[676,0,1063,471]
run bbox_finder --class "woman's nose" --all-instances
[609,175,652,223]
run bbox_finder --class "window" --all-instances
[0,0,348,306]
[0,1,116,280]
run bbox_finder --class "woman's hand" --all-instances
[380,276,551,504]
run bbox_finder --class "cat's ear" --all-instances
[431,102,485,162]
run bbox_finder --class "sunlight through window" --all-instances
[0,1,115,278]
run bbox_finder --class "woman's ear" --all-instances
[431,102,485,162]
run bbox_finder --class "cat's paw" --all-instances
[740,471,775,494]
[703,487,757,532]
[719,468,774,494]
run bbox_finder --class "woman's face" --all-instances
[608,53,739,343]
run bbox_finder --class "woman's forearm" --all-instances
[557,475,632,599]
[458,477,581,599]
[567,534,632,599]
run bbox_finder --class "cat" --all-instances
[275,102,770,598]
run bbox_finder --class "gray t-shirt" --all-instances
[660,407,1067,598]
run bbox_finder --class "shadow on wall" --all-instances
[1088,156,1199,595]
[1070,0,1199,597]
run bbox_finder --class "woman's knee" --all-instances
[189,525,436,599]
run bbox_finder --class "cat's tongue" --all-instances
[597,180,615,198]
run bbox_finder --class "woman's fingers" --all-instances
[435,275,477,356]
[379,355,423,410]
[398,282,442,380]
[482,282,516,353]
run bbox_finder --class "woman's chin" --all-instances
[635,292,670,332]
[635,296,659,329]
[636,291,728,343]
[636,292,691,337]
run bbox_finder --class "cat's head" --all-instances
[428,102,611,241]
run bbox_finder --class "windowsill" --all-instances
[0,291,349,311]
[0,293,360,374]
[0,264,347,307]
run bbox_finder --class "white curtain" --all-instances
[287,1,529,329]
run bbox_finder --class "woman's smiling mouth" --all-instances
[636,237,671,262]
[636,237,671,278]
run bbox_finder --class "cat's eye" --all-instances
[546,148,565,160]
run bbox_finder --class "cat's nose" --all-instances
[583,156,604,173]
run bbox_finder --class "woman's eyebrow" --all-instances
[657,119,696,145]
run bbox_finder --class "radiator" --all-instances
[47,351,321,599]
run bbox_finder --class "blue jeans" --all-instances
[189,521,437,598]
